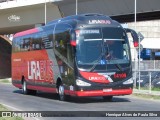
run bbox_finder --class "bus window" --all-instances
[55,30,70,59]
[12,38,18,52]
[14,37,21,52]
[67,43,74,67]
[20,36,32,51]
[32,34,42,50]
[42,31,53,49]
[28,37,32,51]
[23,38,30,51]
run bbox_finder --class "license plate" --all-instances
[103,88,112,92]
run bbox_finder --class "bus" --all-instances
[12,13,139,101]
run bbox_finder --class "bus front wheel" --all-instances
[103,96,113,101]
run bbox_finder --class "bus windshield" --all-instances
[76,27,130,67]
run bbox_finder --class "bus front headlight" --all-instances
[76,79,91,86]
[123,78,133,85]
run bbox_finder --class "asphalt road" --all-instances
[0,83,160,120]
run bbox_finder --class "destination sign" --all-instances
[88,20,111,24]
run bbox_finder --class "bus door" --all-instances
[54,24,75,90]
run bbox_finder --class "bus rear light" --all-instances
[123,78,133,85]
[76,79,91,86]
[133,41,138,47]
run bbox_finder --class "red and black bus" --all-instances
[12,14,138,101]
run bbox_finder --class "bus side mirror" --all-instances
[125,28,139,47]
[70,30,76,46]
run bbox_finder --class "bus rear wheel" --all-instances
[22,80,37,95]
[22,80,28,95]
[58,84,66,101]
[29,90,37,95]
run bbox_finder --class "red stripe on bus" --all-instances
[13,83,22,89]
[74,89,132,97]
[80,71,110,83]
[14,28,39,38]
[27,85,57,93]
[64,90,76,96]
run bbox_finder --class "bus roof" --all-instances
[13,14,121,38]
[47,13,113,25]
[13,28,39,38]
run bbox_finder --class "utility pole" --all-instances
[76,0,78,15]
[45,0,47,25]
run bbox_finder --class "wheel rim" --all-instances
[59,85,64,100]
[23,81,26,94]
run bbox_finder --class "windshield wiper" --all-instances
[89,39,106,72]
[88,28,108,72]
[89,52,104,72]
[115,64,123,71]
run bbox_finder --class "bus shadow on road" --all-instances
[66,96,131,104]
[13,90,131,103]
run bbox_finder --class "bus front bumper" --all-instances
[68,88,132,97]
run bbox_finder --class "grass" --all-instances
[134,87,160,100]
[152,87,160,91]
[0,104,23,120]
[133,93,160,100]
[135,87,160,91]
[0,79,11,83]
[0,104,8,111]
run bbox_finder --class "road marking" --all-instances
[1,103,41,120]
[2,103,21,111]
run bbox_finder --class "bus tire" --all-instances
[103,96,113,102]
[22,80,28,95]
[58,84,66,101]
[28,90,37,95]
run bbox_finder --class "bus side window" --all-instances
[41,31,53,49]
[16,38,21,52]
[67,43,74,67]
[23,37,30,51]
[55,30,70,58]
[20,37,30,52]
[12,38,19,52]
[19,36,31,51]
[32,34,41,50]
[28,37,33,51]
[38,32,45,49]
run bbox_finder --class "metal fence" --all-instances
[133,60,160,70]
[132,60,160,94]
